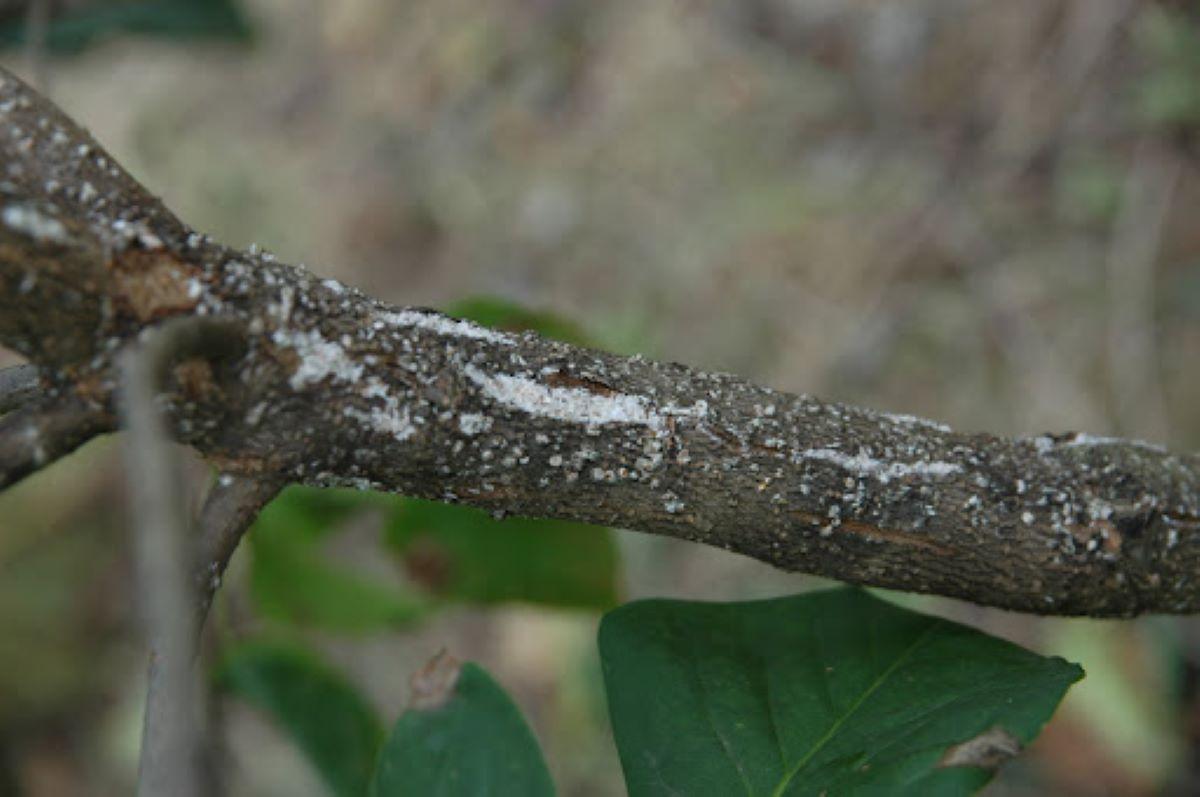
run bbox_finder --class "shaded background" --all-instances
[1,0,1199,794]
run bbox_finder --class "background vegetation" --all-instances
[1,0,1198,794]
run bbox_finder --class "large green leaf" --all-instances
[599,588,1083,797]
[249,487,426,631]
[371,659,555,796]
[216,642,383,797]
[386,499,619,610]
[0,0,252,54]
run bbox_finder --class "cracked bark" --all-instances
[1,66,1198,617]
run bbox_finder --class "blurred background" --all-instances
[0,0,1198,794]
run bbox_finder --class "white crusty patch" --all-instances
[274,327,416,440]
[883,412,952,434]
[345,402,414,441]
[798,447,961,483]
[377,310,513,346]
[1063,433,1166,453]
[2,204,67,243]
[464,365,705,431]
[273,328,364,389]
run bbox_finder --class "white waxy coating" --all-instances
[463,364,708,431]
[797,447,961,483]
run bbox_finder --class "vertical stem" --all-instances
[24,0,51,93]
[119,317,241,797]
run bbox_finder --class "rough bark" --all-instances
[1,66,1198,617]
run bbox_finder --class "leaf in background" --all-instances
[446,295,591,346]
[249,487,426,631]
[599,588,1083,797]
[216,642,383,797]
[386,499,619,610]
[0,0,252,54]
[255,485,401,541]
[371,653,555,797]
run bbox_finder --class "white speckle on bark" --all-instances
[345,403,414,441]
[2,204,66,242]
[458,413,492,436]
[797,447,961,483]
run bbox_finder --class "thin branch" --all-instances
[23,0,51,93]
[0,395,112,488]
[194,473,283,620]
[0,363,39,414]
[119,316,244,797]
[1106,140,1179,443]
[3,66,1199,617]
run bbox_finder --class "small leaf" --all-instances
[446,296,591,346]
[249,488,426,631]
[599,588,1083,796]
[386,499,619,610]
[0,0,252,54]
[371,655,555,796]
[216,642,383,797]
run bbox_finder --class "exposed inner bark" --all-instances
[2,66,1197,617]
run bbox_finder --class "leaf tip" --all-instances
[938,726,1022,771]
[409,649,462,711]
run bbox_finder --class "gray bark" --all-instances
[1,66,1198,617]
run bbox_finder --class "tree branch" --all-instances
[1,66,1198,617]
[0,393,113,488]
[194,472,283,619]
[0,363,40,413]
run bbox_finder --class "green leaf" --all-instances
[216,642,383,797]
[371,659,555,797]
[386,499,619,610]
[0,0,252,54]
[446,296,592,346]
[599,588,1083,797]
[249,488,426,631]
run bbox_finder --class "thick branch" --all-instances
[2,66,1198,617]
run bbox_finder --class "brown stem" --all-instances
[194,473,283,619]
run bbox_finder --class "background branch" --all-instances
[119,316,244,797]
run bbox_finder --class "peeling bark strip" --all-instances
[1,67,1199,617]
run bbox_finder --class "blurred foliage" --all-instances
[372,660,554,797]
[600,589,1082,797]
[248,490,428,632]
[386,499,619,610]
[1134,7,1200,128]
[0,0,250,53]
[215,642,383,797]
